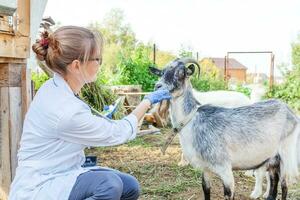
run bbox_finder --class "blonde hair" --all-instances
[32,26,103,75]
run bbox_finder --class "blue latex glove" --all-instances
[103,104,118,119]
[144,89,172,105]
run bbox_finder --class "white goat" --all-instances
[178,89,252,166]
[150,58,300,200]
[249,119,300,199]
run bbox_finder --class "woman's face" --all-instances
[84,57,102,82]
[80,55,102,83]
[67,47,102,85]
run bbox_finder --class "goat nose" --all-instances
[155,83,162,90]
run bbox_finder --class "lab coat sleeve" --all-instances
[57,104,138,146]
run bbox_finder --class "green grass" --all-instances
[134,163,202,199]
[126,137,154,148]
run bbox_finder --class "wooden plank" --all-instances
[110,85,142,106]
[9,87,22,179]
[0,63,23,87]
[0,1,31,198]
[0,0,30,59]
[0,16,13,33]
[0,87,11,197]
[0,34,30,59]
[21,66,31,120]
[0,57,26,64]
[17,0,30,37]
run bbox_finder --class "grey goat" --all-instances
[150,58,299,200]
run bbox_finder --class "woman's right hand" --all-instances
[144,89,172,105]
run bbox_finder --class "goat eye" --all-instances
[176,69,185,80]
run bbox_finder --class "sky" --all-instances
[44,0,300,77]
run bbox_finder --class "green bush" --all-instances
[81,82,125,119]
[266,71,300,112]
[266,36,300,112]
[31,72,49,90]
[190,75,228,92]
[31,71,123,118]
[115,44,158,92]
[233,84,252,97]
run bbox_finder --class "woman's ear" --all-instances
[69,60,81,74]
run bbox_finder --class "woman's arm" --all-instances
[131,99,151,121]
[58,90,171,147]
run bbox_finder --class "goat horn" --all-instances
[180,57,201,78]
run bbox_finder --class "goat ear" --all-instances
[186,64,195,76]
[149,66,163,77]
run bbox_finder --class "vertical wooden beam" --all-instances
[9,87,22,179]
[0,0,31,198]
[17,0,30,38]
[0,87,23,200]
[0,87,11,199]
[153,43,156,65]
[270,53,275,89]
[21,66,32,120]
[0,63,23,87]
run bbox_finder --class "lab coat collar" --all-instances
[53,73,75,95]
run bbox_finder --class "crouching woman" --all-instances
[9,26,171,200]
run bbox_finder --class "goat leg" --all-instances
[281,178,288,200]
[202,171,211,200]
[266,166,280,200]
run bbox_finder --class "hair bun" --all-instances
[32,31,51,61]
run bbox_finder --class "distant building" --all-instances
[200,57,248,82]
[247,73,269,84]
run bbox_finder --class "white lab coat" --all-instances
[9,73,138,200]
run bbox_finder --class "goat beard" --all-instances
[146,100,170,128]
[151,100,179,155]
[152,100,170,120]
[157,100,170,118]
[152,100,174,155]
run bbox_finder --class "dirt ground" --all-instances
[86,129,300,200]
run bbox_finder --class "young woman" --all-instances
[9,26,171,200]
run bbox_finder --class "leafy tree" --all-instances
[178,53,227,92]
[266,34,300,112]
[276,62,290,77]
[89,8,136,49]
[156,51,176,68]
[88,9,138,85]
[178,44,194,58]
[199,58,222,79]
[31,72,49,90]
[116,43,158,92]
[191,75,228,92]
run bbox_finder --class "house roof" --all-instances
[205,57,248,70]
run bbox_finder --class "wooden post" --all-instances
[0,0,31,199]
[0,63,29,199]
[0,87,12,199]
[153,43,156,65]
[270,53,275,89]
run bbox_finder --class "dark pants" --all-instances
[68,167,140,200]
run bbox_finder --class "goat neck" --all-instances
[170,83,199,127]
